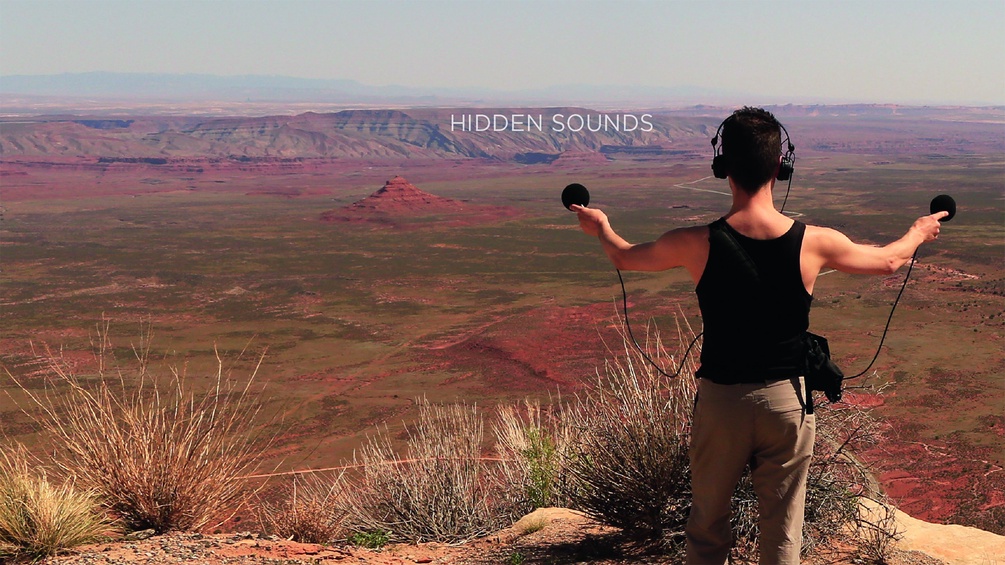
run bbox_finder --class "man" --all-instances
[572,107,946,564]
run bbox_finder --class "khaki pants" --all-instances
[686,377,815,565]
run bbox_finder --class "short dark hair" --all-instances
[720,107,783,194]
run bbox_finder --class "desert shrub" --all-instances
[259,472,348,544]
[0,445,112,561]
[506,550,527,565]
[727,474,761,558]
[494,398,575,509]
[562,321,698,552]
[855,495,902,565]
[344,400,522,543]
[13,322,270,533]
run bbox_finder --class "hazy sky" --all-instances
[1,0,1003,105]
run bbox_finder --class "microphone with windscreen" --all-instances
[562,183,590,210]
[930,194,956,222]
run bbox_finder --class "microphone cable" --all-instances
[845,249,918,380]
[617,252,918,383]
[617,268,702,379]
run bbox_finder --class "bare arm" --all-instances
[572,204,706,275]
[806,212,947,276]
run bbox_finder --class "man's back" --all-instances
[696,216,811,383]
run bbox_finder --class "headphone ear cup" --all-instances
[712,154,728,179]
[777,156,794,181]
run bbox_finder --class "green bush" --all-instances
[348,529,389,549]
[523,428,559,508]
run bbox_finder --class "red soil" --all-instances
[858,419,1005,530]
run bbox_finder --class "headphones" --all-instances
[711,115,795,182]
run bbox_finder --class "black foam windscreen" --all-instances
[930,194,956,222]
[562,183,590,210]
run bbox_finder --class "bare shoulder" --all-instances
[655,224,710,277]
[657,224,709,245]
[803,224,851,250]
[803,223,895,275]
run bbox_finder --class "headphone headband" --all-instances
[711,114,795,181]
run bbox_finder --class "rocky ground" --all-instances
[35,507,1003,565]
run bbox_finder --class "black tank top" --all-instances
[695,217,812,383]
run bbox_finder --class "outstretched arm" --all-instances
[807,212,947,276]
[572,204,704,273]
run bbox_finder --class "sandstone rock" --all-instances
[346,176,464,213]
[123,529,156,541]
[861,498,1005,564]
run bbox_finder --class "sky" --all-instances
[1,0,1003,106]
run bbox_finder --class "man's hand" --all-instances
[571,204,609,238]
[911,211,948,243]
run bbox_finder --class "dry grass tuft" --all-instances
[0,445,112,561]
[12,321,271,534]
[517,515,548,536]
[259,472,348,544]
[804,403,885,547]
[345,399,523,544]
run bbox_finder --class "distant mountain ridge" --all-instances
[2,105,1001,163]
[0,108,713,160]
